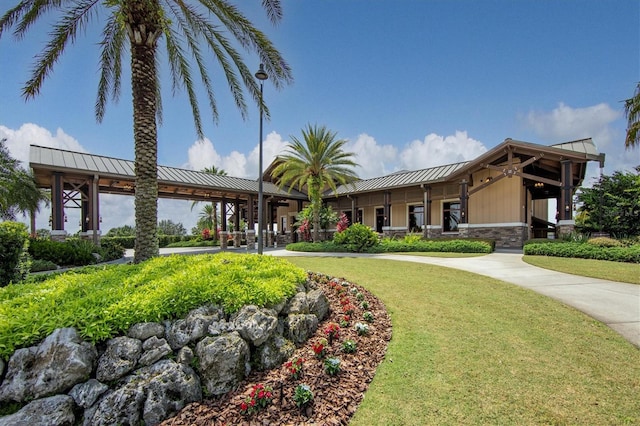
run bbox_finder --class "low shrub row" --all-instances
[287,237,494,254]
[523,242,640,263]
[0,253,306,358]
[28,238,125,267]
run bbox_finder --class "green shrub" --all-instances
[286,241,351,252]
[97,239,125,261]
[29,259,58,272]
[28,238,97,266]
[587,237,624,248]
[165,239,219,248]
[379,238,493,253]
[333,223,379,253]
[0,222,30,286]
[524,242,640,263]
[101,236,135,249]
[0,253,305,358]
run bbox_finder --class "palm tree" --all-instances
[191,166,227,241]
[271,124,359,242]
[1,1,292,263]
[624,82,640,149]
[0,138,49,222]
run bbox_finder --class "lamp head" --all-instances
[255,64,268,81]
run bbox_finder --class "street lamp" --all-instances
[255,64,268,254]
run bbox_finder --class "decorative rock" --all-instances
[83,360,201,426]
[284,292,309,314]
[176,346,194,365]
[0,395,75,426]
[195,332,250,396]
[0,358,4,379]
[307,289,330,321]
[255,335,295,370]
[0,327,96,402]
[138,336,172,367]
[69,379,109,408]
[166,305,222,350]
[267,298,288,314]
[284,314,319,345]
[233,305,278,346]
[96,336,142,382]
[128,322,165,340]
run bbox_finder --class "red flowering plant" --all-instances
[298,219,312,242]
[336,213,350,233]
[343,303,356,316]
[324,322,340,344]
[339,314,351,328]
[284,356,305,380]
[239,383,273,416]
[312,338,328,359]
[201,228,211,240]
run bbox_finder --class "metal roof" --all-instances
[29,145,307,199]
[328,161,470,196]
[550,138,601,158]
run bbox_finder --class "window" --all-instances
[343,209,363,225]
[443,202,460,232]
[408,205,424,232]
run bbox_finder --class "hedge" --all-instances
[523,242,640,263]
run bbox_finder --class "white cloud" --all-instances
[524,102,620,150]
[345,134,398,178]
[398,131,487,171]
[0,123,85,166]
[186,131,288,179]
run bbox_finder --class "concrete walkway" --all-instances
[134,247,640,348]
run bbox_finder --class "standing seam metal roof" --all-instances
[29,145,306,199]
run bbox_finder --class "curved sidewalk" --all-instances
[271,250,640,348]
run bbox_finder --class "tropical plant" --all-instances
[157,219,186,236]
[106,225,136,237]
[272,124,358,242]
[191,166,227,241]
[0,138,49,221]
[294,204,338,239]
[624,82,640,149]
[576,167,640,236]
[1,1,292,263]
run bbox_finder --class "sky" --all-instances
[1,0,638,234]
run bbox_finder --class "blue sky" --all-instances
[1,0,638,233]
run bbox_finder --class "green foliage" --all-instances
[293,384,314,407]
[0,222,30,286]
[98,239,126,261]
[523,242,640,263]
[29,259,58,272]
[28,239,95,266]
[165,239,219,248]
[379,238,493,253]
[576,167,640,236]
[158,219,187,236]
[0,253,305,358]
[296,204,338,231]
[105,225,135,237]
[587,237,625,248]
[333,223,379,252]
[102,236,135,249]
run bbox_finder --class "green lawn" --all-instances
[287,257,640,425]
[523,255,640,285]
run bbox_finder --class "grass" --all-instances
[524,255,640,285]
[386,252,485,258]
[287,257,640,425]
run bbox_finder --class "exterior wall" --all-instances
[459,223,528,248]
[468,171,523,224]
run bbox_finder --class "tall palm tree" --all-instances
[0,1,292,263]
[191,166,227,241]
[272,124,359,242]
[624,82,640,149]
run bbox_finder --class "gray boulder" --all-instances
[83,359,201,426]
[195,332,250,396]
[233,305,278,346]
[0,358,4,379]
[255,335,295,370]
[0,395,75,426]
[69,379,109,408]
[0,328,96,402]
[284,292,309,314]
[96,336,142,382]
[138,336,172,367]
[176,346,194,365]
[127,322,165,340]
[307,289,330,321]
[166,305,222,350]
[284,314,319,345]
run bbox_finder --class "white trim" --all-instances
[426,225,442,230]
[382,226,407,231]
[557,220,576,226]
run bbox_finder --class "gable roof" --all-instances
[328,138,605,197]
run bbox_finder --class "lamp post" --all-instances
[255,64,268,254]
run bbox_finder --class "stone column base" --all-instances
[246,230,256,250]
[50,230,67,242]
[556,220,576,238]
[233,231,242,248]
[219,231,228,250]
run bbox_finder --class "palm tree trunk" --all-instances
[128,6,161,263]
[212,202,219,241]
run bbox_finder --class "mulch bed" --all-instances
[161,272,392,426]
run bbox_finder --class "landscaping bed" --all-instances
[162,273,392,425]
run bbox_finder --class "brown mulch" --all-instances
[161,273,392,426]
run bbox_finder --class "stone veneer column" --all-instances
[246,230,256,250]
[219,231,228,250]
[233,231,242,248]
[556,220,576,238]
